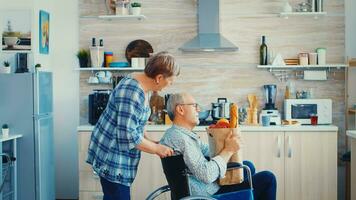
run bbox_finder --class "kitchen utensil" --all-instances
[198,110,210,121]
[110,62,129,68]
[125,39,153,64]
[211,98,232,120]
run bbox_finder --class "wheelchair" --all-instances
[146,155,254,200]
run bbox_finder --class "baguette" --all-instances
[229,103,238,128]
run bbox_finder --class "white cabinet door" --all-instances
[284,132,337,200]
[131,132,170,200]
[242,132,285,200]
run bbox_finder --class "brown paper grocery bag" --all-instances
[206,128,243,185]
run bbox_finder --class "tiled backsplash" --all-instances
[79,0,346,155]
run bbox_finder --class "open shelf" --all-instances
[75,67,144,71]
[80,14,146,20]
[257,64,348,70]
[279,12,327,19]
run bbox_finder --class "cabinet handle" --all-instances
[287,136,292,158]
[277,135,281,158]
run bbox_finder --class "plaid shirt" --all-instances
[86,76,150,186]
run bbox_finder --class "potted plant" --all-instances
[2,124,9,137]
[130,2,141,15]
[76,49,90,68]
[2,61,11,74]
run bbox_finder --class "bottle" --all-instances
[285,85,290,99]
[260,36,268,65]
[99,39,104,47]
[150,106,159,124]
[91,38,96,47]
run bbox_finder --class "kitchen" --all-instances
[0,0,356,200]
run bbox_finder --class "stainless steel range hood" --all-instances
[179,0,238,52]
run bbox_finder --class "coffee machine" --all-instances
[15,53,29,73]
[88,89,111,125]
[259,84,281,125]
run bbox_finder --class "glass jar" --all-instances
[116,0,130,15]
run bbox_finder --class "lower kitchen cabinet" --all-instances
[78,129,337,200]
[242,132,285,200]
[242,131,337,200]
[130,132,170,200]
[284,132,337,200]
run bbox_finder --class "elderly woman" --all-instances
[87,52,180,200]
[160,93,277,200]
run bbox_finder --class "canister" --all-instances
[316,48,326,65]
[104,51,113,68]
[299,53,309,66]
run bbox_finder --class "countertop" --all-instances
[347,130,356,139]
[0,134,23,142]
[78,124,338,132]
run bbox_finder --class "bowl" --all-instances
[199,110,210,121]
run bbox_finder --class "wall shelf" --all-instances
[279,12,327,19]
[80,15,146,21]
[75,67,144,71]
[257,64,348,81]
[257,64,348,70]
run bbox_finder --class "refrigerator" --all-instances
[0,72,55,200]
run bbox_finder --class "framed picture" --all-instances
[39,10,49,54]
[1,10,32,52]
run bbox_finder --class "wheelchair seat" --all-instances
[146,155,254,200]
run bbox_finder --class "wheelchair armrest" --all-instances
[226,162,253,189]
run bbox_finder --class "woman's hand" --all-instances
[155,144,174,158]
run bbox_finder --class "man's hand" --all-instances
[155,144,174,158]
[223,131,240,153]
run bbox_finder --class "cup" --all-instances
[2,128,9,137]
[310,114,318,125]
[4,37,20,46]
[88,76,99,84]
[95,71,106,78]
[316,48,326,65]
[309,53,318,65]
[261,116,270,126]
[131,57,140,68]
[105,71,112,78]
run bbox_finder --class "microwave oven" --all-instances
[284,99,332,125]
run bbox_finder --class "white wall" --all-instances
[1,0,79,198]
[346,0,356,107]
[51,0,79,198]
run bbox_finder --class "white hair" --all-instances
[166,93,186,120]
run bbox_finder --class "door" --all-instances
[284,132,337,200]
[242,132,285,200]
[35,116,55,200]
[34,71,53,115]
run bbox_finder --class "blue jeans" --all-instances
[100,176,130,200]
[215,161,277,200]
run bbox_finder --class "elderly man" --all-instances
[160,93,277,200]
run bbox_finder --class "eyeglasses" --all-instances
[177,103,199,109]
